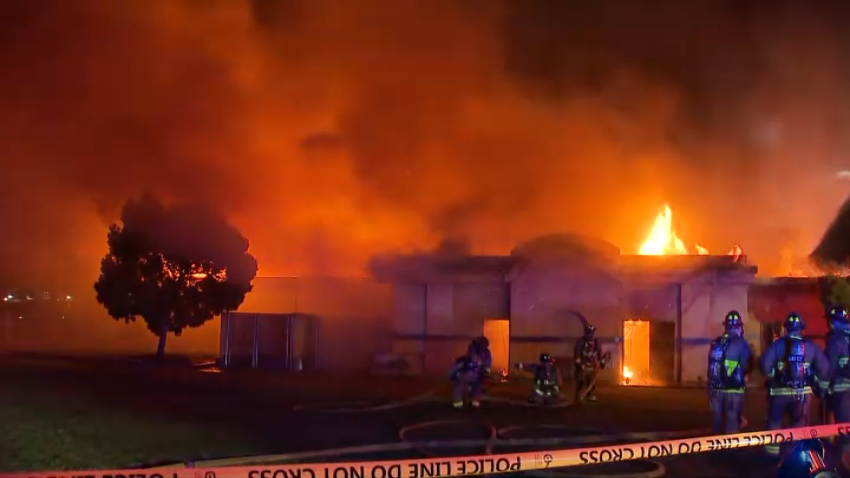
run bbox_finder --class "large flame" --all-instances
[639,204,708,255]
[638,204,744,259]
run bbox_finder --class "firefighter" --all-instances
[707,310,752,434]
[574,324,605,402]
[447,336,493,409]
[449,345,484,409]
[471,336,492,377]
[517,353,563,404]
[760,312,830,456]
[825,305,850,460]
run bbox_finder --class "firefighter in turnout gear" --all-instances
[449,346,483,409]
[472,336,492,376]
[517,353,563,404]
[449,337,492,409]
[575,324,605,402]
[760,312,830,456]
[707,310,752,434]
[824,304,850,461]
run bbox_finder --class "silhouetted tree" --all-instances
[94,194,258,358]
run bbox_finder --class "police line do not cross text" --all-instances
[248,457,522,478]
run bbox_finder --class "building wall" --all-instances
[220,312,320,369]
[679,271,752,383]
[453,283,510,332]
[509,261,622,382]
[389,284,426,373]
[384,274,824,379]
[622,283,678,383]
[749,280,827,347]
[227,263,757,383]
[390,281,510,375]
[236,277,393,372]
[507,264,755,385]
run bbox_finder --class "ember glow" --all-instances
[638,204,708,256]
[161,261,224,282]
[622,366,633,386]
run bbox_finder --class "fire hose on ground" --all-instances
[147,383,844,477]
[189,419,686,477]
[279,385,680,478]
[35,393,849,478]
[188,394,720,477]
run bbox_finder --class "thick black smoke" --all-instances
[0,0,848,293]
[119,194,258,284]
[811,196,850,270]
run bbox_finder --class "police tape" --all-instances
[5,423,850,478]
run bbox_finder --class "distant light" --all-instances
[18,316,22,320]
[2,297,6,302]
[837,170,850,179]
[65,295,71,301]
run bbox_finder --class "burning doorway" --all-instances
[622,319,650,385]
[483,318,510,374]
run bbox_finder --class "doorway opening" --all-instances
[650,322,675,384]
[622,319,651,385]
[483,318,510,374]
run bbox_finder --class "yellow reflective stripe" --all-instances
[723,359,739,377]
[769,386,813,396]
[777,362,810,370]
[833,383,850,393]
[714,388,745,394]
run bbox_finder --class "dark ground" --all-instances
[0,354,841,477]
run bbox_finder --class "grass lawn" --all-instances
[0,355,450,473]
[0,384,265,472]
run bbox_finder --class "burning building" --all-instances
[221,205,764,386]
[369,236,756,385]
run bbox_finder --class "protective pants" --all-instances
[709,390,744,434]
[575,366,596,401]
[529,382,559,404]
[827,391,850,423]
[828,391,850,452]
[452,370,483,407]
[766,393,812,455]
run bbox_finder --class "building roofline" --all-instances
[372,252,758,283]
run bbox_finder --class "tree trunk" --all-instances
[156,319,169,360]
